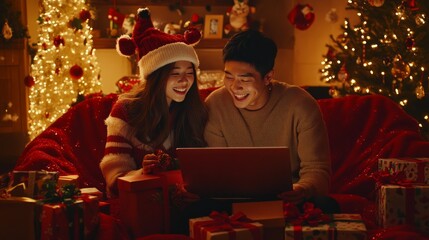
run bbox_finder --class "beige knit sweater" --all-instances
[204,81,331,197]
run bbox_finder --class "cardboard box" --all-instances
[232,200,285,240]
[284,214,367,240]
[0,197,37,240]
[189,213,263,240]
[378,158,429,184]
[117,170,183,237]
[377,184,429,234]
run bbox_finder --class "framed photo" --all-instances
[203,15,224,39]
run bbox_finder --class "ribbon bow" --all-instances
[209,211,254,228]
[194,211,261,240]
[372,170,415,187]
[284,202,331,226]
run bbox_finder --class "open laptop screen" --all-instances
[176,147,292,199]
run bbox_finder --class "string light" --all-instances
[28,0,102,140]
[320,0,429,138]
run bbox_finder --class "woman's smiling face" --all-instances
[165,61,195,106]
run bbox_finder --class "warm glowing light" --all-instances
[28,0,102,140]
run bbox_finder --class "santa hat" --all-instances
[116,8,202,78]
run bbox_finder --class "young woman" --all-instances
[100,8,207,196]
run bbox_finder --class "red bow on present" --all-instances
[193,211,261,240]
[372,170,415,187]
[284,202,331,226]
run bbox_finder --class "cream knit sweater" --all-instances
[204,81,331,197]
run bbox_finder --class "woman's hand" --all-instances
[278,184,308,204]
[142,153,158,174]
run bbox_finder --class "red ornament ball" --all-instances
[24,75,35,88]
[368,0,385,7]
[79,9,92,22]
[405,37,415,49]
[53,35,65,47]
[70,64,84,80]
[191,13,200,23]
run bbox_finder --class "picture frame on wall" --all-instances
[203,15,224,39]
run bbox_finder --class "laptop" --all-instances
[176,146,292,200]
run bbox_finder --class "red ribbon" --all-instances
[193,211,261,240]
[372,170,415,188]
[284,202,332,240]
[284,202,331,227]
[373,171,424,227]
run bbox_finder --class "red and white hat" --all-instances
[116,8,201,78]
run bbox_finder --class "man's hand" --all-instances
[278,184,308,204]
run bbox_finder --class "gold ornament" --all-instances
[368,0,385,7]
[416,82,425,99]
[415,13,426,26]
[2,20,13,40]
[329,87,340,98]
[391,55,410,81]
[337,64,349,82]
[336,34,349,47]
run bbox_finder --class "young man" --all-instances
[204,30,334,208]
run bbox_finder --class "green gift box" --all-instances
[284,214,367,240]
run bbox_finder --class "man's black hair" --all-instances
[223,30,277,77]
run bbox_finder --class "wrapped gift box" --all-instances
[232,200,285,240]
[41,195,100,240]
[11,170,59,198]
[117,170,183,237]
[378,158,429,184]
[58,175,79,188]
[189,212,263,240]
[0,195,99,240]
[377,184,429,234]
[284,214,367,240]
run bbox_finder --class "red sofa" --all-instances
[13,89,429,239]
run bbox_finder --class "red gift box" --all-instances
[117,170,183,238]
[0,195,99,240]
[189,211,263,240]
[40,195,100,240]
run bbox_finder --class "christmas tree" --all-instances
[27,0,102,140]
[320,0,429,138]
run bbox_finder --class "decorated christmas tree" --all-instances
[320,0,429,138]
[27,0,102,140]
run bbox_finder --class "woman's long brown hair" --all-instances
[120,62,207,150]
